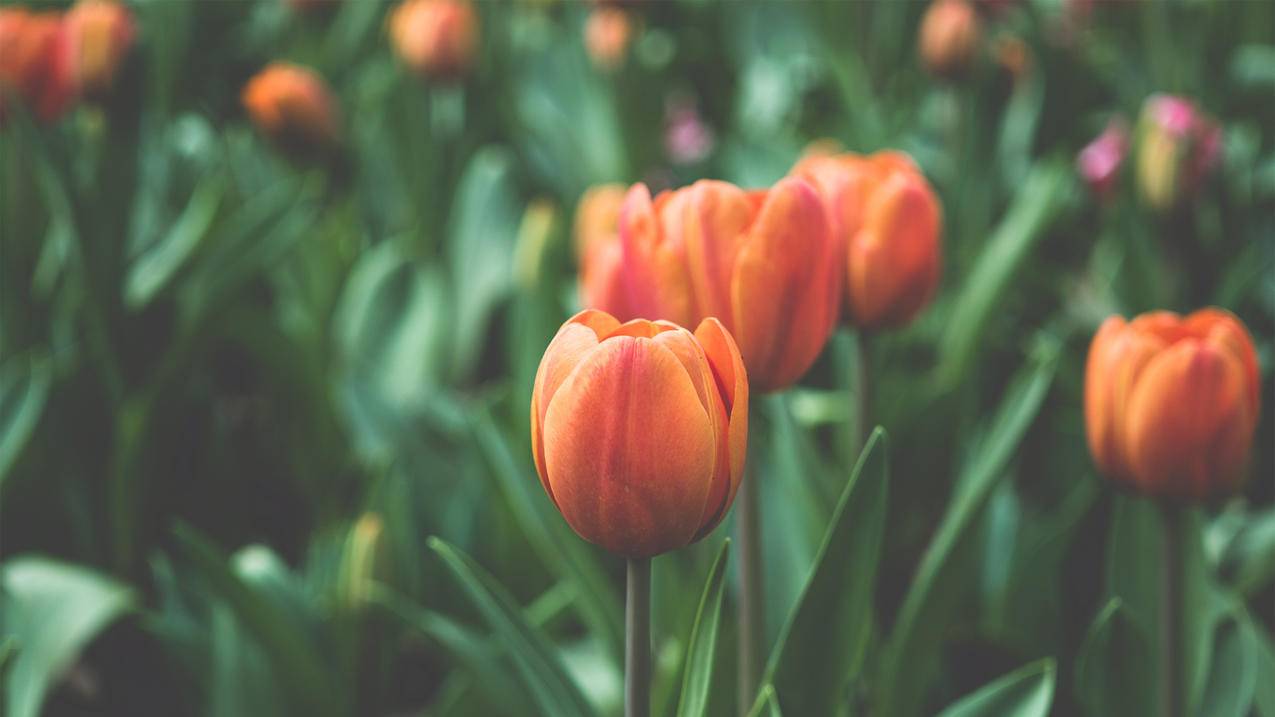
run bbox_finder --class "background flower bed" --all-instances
[0,1,1272,716]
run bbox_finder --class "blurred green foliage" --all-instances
[1,0,1273,715]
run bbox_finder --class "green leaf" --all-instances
[124,173,224,309]
[470,406,624,662]
[1197,618,1258,717]
[1241,610,1275,717]
[447,147,524,382]
[764,428,889,715]
[0,355,50,492]
[937,162,1074,386]
[372,586,525,716]
[1216,507,1275,596]
[1,557,135,717]
[1075,599,1155,716]
[676,539,732,717]
[172,524,344,717]
[428,537,593,717]
[935,659,1056,717]
[878,341,1059,717]
[746,684,784,717]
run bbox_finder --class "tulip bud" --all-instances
[388,0,478,82]
[1076,118,1129,200]
[584,7,633,73]
[574,184,631,318]
[792,150,943,331]
[0,8,76,124]
[619,177,840,392]
[60,0,135,100]
[241,62,341,154]
[918,0,981,79]
[531,310,748,557]
[1085,309,1260,501]
[339,513,390,611]
[1135,94,1221,211]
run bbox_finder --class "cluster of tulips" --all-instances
[0,0,135,125]
[537,92,1258,717]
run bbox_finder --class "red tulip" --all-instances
[60,0,135,99]
[531,310,748,557]
[618,177,840,392]
[1086,309,1260,500]
[0,8,76,124]
[792,150,943,330]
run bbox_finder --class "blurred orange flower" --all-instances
[0,8,76,123]
[793,149,943,331]
[918,0,981,78]
[531,310,748,557]
[575,184,632,319]
[584,6,633,73]
[61,0,136,98]
[1086,309,1260,501]
[389,0,478,82]
[241,62,341,152]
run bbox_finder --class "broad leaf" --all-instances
[764,428,889,715]
[1074,599,1155,716]
[1,557,135,717]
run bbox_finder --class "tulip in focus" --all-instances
[919,0,981,79]
[60,0,135,99]
[792,149,943,331]
[585,7,633,73]
[619,177,840,392]
[1135,94,1222,211]
[388,0,478,82]
[1086,309,1260,501]
[0,8,76,124]
[1077,118,1129,200]
[241,62,341,154]
[574,184,632,318]
[531,310,748,557]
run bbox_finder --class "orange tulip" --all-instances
[1086,309,1260,500]
[60,0,135,99]
[792,149,943,330]
[618,177,840,393]
[531,310,748,557]
[0,8,76,123]
[388,0,478,82]
[241,62,341,152]
[575,184,632,319]
[918,0,981,79]
[584,6,633,73]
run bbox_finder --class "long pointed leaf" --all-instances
[935,659,1056,717]
[676,539,732,717]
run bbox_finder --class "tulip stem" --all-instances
[626,556,651,717]
[856,331,873,452]
[1160,502,1184,717]
[736,469,763,714]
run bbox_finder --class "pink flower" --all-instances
[1077,117,1129,200]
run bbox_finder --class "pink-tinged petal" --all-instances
[619,183,696,327]
[579,240,633,319]
[729,177,839,392]
[542,337,716,557]
[693,317,750,535]
[1124,340,1255,499]
[682,180,754,328]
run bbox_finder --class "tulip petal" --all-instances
[531,310,620,502]
[682,180,753,326]
[1125,340,1254,499]
[729,177,839,392]
[693,317,750,535]
[619,184,696,327]
[542,336,715,557]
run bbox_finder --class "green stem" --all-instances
[626,557,651,717]
[1160,502,1183,717]
[736,467,763,714]
[856,331,873,453]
